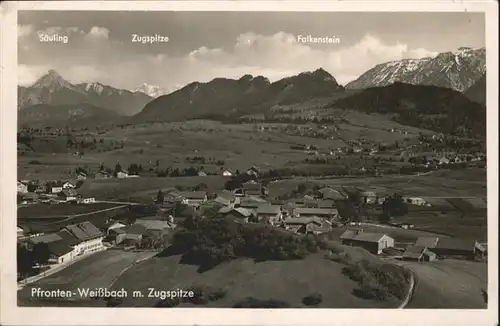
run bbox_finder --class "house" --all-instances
[58,189,79,202]
[293,207,338,219]
[17,225,25,238]
[404,197,429,206]
[179,191,208,206]
[246,166,261,177]
[340,229,395,255]
[197,171,208,177]
[360,191,378,204]
[238,196,268,209]
[117,170,129,179]
[95,171,112,180]
[402,246,436,262]
[438,156,450,165]
[222,169,234,177]
[242,181,263,197]
[113,224,148,245]
[78,197,95,204]
[134,219,176,236]
[284,217,331,235]
[63,222,105,255]
[62,181,76,189]
[432,238,485,259]
[214,190,237,207]
[27,233,64,247]
[47,239,76,264]
[77,172,87,180]
[17,181,28,194]
[47,181,65,194]
[106,221,127,235]
[256,205,283,225]
[220,207,255,223]
[232,188,245,197]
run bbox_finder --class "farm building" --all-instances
[47,181,65,194]
[17,181,28,194]
[222,169,234,176]
[134,219,176,236]
[106,221,127,234]
[77,171,87,180]
[302,199,336,209]
[178,191,208,206]
[238,196,268,209]
[340,229,395,255]
[360,191,378,204]
[95,171,112,179]
[58,189,79,202]
[293,207,338,219]
[402,246,436,262]
[62,181,76,189]
[214,190,237,207]
[414,236,486,259]
[256,205,283,224]
[242,181,263,197]
[63,222,105,256]
[112,224,147,245]
[117,170,129,179]
[284,217,332,235]
[220,207,255,223]
[46,240,76,264]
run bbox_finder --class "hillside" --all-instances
[346,47,486,92]
[332,82,486,138]
[18,70,153,116]
[464,74,486,106]
[18,103,122,128]
[133,68,344,123]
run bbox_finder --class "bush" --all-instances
[233,297,292,308]
[302,293,323,306]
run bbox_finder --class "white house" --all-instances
[63,222,105,256]
[17,181,28,194]
[78,197,96,204]
[117,171,129,179]
[222,169,234,177]
[62,181,76,189]
[58,189,79,202]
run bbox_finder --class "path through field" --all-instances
[399,260,487,308]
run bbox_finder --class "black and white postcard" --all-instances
[0,1,498,326]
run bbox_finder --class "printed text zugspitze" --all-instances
[132,34,170,44]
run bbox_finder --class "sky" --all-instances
[18,11,485,91]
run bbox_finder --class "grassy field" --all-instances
[18,116,426,180]
[18,249,156,306]
[110,252,402,308]
[17,203,120,218]
[76,176,227,202]
[400,260,487,308]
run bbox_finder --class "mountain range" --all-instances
[133,68,345,123]
[17,47,486,136]
[18,70,153,116]
[346,47,486,92]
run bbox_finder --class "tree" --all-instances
[114,162,122,177]
[381,193,408,222]
[156,190,164,204]
[17,244,33,279]
[32,243,51,266]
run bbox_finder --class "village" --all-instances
[16,162,488,287]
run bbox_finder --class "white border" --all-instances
[1,1,498,326]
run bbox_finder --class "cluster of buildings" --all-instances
[17,180,95,204]
[338,229,486,261]
[19,221,105,264]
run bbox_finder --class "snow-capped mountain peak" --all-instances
[84,82,105,95]
[132,83,166,98]
[346,47,486,92]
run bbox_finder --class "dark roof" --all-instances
[56,229,81,246]
[435,238,475,251]
[47,240,74,257]
[340,230,358,240]
[340,230,391,243]
[64,222,102,241]
[295,208,338,216]
[216,190,236,201]
[29,233,63,244]
[121,224,148,235]
[134,219,174,231]
[179,191,207,200]
[243,182,262,191]
[59,189,78,197]
[256,205,281,215]
[214,196,232,206]
[415,237,440,248]
[284,217,322,226]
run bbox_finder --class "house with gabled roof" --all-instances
[293,207,338,219]
[220,207,256,223]
[256,205,283,225]
[340,229,395,254]
[178,191,208,206]
[58,189,79,202]
[63,221,104,256]
[17,181,28,194]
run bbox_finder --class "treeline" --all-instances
[163,217,327,272]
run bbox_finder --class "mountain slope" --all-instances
[333,82,486,138]
[133,68,344,122]
[18,70,153,116]
[18,103,121,128]
[346,47,486,92]
[132,83,167,98]
[464,74,486,106]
